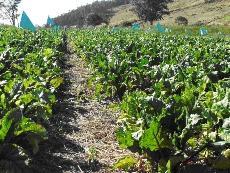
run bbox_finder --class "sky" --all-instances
[1,0,97,25]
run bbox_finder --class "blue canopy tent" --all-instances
[132,22,141,30]
[155,22,165,33]
[46,16,60,31]
[19,11,36,32]
[200,28,208,36]
[47,16,56,27]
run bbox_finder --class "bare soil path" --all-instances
[29,47,129,173]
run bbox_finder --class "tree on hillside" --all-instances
[0,0,21,25]
[86,12,104,26]
[131,0,173,24]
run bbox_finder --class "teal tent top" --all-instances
[19,11,36,32]
[200,28,208,36]
[155,22,165,33]
[47,16,55,27]
[132,23,140,30]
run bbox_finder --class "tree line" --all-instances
[54,0,172,27]
[54,0,131,27]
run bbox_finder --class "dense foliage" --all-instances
[54,0,130,27]
[0,26,63,170]
[70,28,230,172]
[86,13,105,26]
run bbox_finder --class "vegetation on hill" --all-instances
[160,0,230,26]
[54,0,230,27]
[54,0,130,27]
[131,0,172,24]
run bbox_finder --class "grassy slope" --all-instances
[109,5,138,26]
[108,0,230,26]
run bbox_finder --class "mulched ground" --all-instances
[29,48,131,173]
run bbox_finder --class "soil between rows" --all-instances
[29,48,130,173]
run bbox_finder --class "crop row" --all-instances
[0,26,63,170]
[70,28,230,172]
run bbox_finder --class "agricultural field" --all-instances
[0,25,229,173]
[70,28,230,172]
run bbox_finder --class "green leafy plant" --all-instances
[70,28,230,172]
[114,156,138,171]
[0,26,64,170]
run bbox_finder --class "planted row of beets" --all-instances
[0,26,64,171]
[70,28,230,172]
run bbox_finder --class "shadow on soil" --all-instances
[29,54,103,173]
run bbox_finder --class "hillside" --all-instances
[108,0,230,26]
[54,0,130,27]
